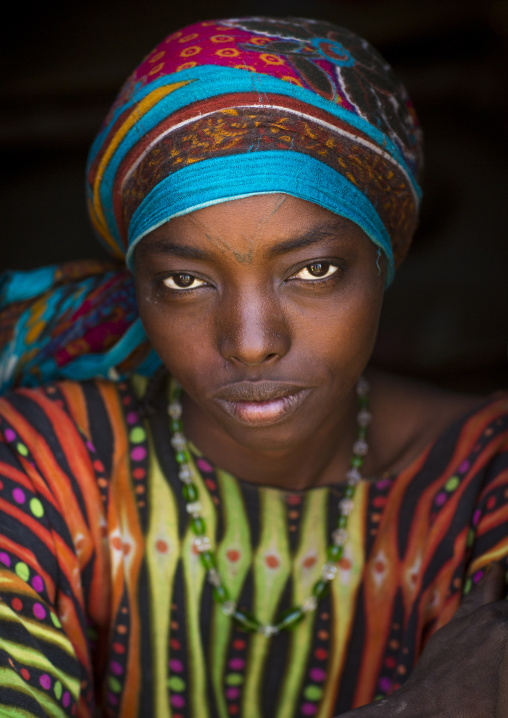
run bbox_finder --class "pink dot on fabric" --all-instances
[110,661,123,676]
[108,692,119,706]
[169,659,184,673]
[459,460,470,473]
[131,447,146,462]
[63,692,71,707]
[226,688,240,700]
[435,492,446,506]
[473,509,481,527]
[0,552,10,567]
[301,703,318,715]
[196,458,213,472]
[309,668,326,682]
[12,488,26,504]
[4,429,16,442]
[126,411,139,425]
[229,658,245,671]
[378,677,392,693]
[376,479,391,490]
[33,603,46,620]
[171,694,185,708]
[39,674,51,690]
[86,441,96,453]
[32,575,44,593]
[473,570,484,584]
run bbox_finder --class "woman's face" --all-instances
[134,194,385,453]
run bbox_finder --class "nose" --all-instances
[217,287,291,367]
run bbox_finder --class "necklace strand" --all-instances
[167,377,371,636]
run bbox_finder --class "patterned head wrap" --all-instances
[87,16,422,281]
[0,17,422,391]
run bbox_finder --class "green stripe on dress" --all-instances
[145,426,181,718]
[212,469,253,718]
[242,487,291,718]
[276,488,328,718]
[181,452,217,718]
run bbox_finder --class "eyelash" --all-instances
[160,261,342,293]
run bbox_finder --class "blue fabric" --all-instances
[126,150,395,284]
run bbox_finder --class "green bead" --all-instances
[327,544,343,562]
[171,419,181,433]
[232,609,260,632]
[358,427,367,439]
[199,551,217,570]
[275,607,304,631]
[344,485,355,498]
[351,455,363,469]
[312,579,330,600]
[190,516,206,535]
[359,396,369,407]
[182,483,199,502]
[337,514,348,529]
[175,451,187,465]
[212,584,229,604]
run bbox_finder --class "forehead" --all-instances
[135,194,373,263]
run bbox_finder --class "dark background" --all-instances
[2,0,507,392]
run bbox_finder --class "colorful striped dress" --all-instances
[0,376,507,718]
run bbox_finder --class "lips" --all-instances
[213,381,310,426]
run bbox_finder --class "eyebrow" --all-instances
[140,218,350,260]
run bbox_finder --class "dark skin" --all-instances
[134,194,508,715]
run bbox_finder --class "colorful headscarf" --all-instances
[0,17,423,392]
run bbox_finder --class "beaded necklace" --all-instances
[167,377,371,636]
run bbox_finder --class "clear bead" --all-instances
[178,466,192,483]
[353,439,368,456]
[186,501,202,516]
[258,624,279,636]
[356,376,370,397]
[193,536,211,552]
[322,562,338,581]
[207,569,221,587]
[168,402,182,419]
[302,596,318,613]
[221,600,236,616]
[339,498,354,516]
[357,409,372,427]
[346,467,361,483]
[332,528,348,546]
[171,434,187,451]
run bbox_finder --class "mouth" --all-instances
[213,381,311,426]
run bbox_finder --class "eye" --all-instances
[162,273,207,291]
[293,262,339,281]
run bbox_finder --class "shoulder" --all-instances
[365,367,508,477]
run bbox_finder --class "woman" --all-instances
[0,16,507,718]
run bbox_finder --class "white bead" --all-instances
[221,600,236,616]
[207,569,221,587]
[339,498,354,515]
[258,624,279,636]
[353,439,368,456]
[332,528,348,545]
[171,434,186,451]
[356,376,370,397]
[178,466,192,483]
[168,402,182,419]
[357,409,372,427]
[346,467,361,482]
[302,596,318,613]
[186,501,202,516]
[322,562,338,581]
[193,536,211,552]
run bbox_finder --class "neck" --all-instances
[181,387,362,491]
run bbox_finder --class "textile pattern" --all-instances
[0,380,506,716]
